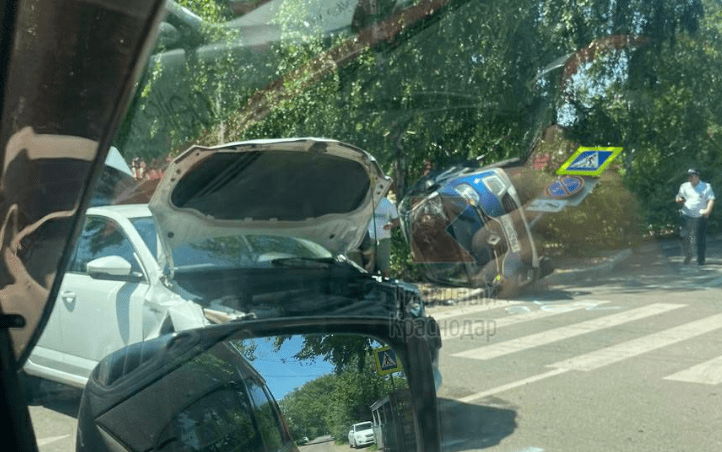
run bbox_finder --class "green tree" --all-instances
[278,352,403,442]
[117,0,721,248]
[274,333,378,373]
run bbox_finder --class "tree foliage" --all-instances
[274,333,376,373]
[116,0,722,258]
[278,352,404,441]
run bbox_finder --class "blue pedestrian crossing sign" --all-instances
[374,346,403,375]
[557,146,623,176]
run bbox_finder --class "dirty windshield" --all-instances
[21,0,722,451]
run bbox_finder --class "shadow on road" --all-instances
[438,397,516,450]
[24,377,82,418]
[515,287,591,301]
[575,255,722,294]
[545,238,722,296]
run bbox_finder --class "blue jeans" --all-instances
[681,215,708,263]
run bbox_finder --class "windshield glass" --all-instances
[173,235,332,269]
[128,217,334,268]
[355,422,373,432]
[17,0,722,451]
[130,217,159,260]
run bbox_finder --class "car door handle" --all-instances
[60,291,77,312]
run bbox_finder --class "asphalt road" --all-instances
[432,241,722,451]
[300,437,357,452]
[27,240,722,452]
[26,382,81,452]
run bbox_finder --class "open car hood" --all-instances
[149,138,391,270]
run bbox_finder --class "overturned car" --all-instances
[399,160,553,295]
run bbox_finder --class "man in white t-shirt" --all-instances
[675,168,715,265]
[367,197,400,277]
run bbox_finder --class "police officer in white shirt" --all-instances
[675,168,715,264]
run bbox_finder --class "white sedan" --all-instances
[23,204,211,388]
[23,203,334,388]
[24,138,440,391]
[348,422,375,448]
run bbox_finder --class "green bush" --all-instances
[390,228,421,280]
[532,176,645,257]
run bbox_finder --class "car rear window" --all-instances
[355,422,373,431]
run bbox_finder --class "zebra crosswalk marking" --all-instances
[452,303,684,360]
[663,354,722,385]
[441,301,611,340]
[549,312,722,371]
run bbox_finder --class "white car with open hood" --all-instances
[150,137,392,270]
[24,138,440,389]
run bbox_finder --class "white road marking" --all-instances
[434,300,513,321]
[37,435,70,447]
[441,301,611,340]
[457,369,569,403]
[664,354,722,385]
[452,303,684,360]
[549,312,722,371]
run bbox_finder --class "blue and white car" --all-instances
[400,161,552,294]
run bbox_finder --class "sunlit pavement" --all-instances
[28,238,722,452]
[433,239,722,451]
[27,380,81,452]
[299,437,352,452]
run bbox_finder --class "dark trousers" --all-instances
[681,215,708,263]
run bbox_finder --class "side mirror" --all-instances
[76,318,441,452]
[86,256,136,280]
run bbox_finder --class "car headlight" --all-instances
[454,183,480,205]
[481,175,507,197]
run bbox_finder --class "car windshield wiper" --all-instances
[270,257,338,268]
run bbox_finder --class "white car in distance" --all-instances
[348,422,375,448]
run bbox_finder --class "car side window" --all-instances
[156,385,264,452]
[247,378,288,452]
[70,217,143,276]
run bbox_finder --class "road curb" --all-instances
[545,248,633,285]
[634,233,722,254]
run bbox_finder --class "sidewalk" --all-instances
[543,247,633,285]
[417,233,722,306]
